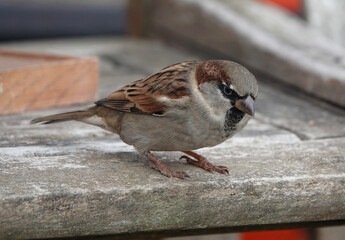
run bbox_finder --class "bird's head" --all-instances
[196,60,258,116]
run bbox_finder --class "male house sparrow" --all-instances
[32,60,258,179]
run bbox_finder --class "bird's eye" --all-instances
[223,84,233,95]
[220,83,239,102]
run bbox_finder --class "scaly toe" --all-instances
[180,153,229,175]
[214,165,229,175]
[159,167,190,179]
[172,171,191,179]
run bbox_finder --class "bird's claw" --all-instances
[159,167,190,179]
[149,158,190,179]
[181,155,229,175]
[170,170,190,179]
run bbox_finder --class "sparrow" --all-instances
[31,60,258,179]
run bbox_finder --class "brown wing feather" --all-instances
[95,61,197,115]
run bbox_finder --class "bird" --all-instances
[31,60,258,179]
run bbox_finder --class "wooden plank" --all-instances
[0,50,98,115]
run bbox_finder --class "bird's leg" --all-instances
[180,151,229,175]
[144,151,190,179]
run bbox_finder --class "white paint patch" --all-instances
[0,140,134,171]
[0,146,61,157]
[62,163,88,169]
[31,185,49,194]
[71,140,134,153]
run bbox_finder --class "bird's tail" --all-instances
[31,106,96,124]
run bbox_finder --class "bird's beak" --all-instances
[235,96,255,116]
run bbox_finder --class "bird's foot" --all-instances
[145,152,190,179]
[181,151,229,175]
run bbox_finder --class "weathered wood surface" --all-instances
[133,0,345,108]
[0,38,345,240]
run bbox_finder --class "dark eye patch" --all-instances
[219,83,239,102]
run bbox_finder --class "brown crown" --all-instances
[195,60,231,87]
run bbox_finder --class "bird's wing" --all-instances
[95,61,197,115]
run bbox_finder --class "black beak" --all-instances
[234,96,255,116]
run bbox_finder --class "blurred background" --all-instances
[0,0,344,240]
[0,0,127,41]
[0,0,302,42]
[0,0,344,45]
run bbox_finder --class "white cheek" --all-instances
[200,83,231,111]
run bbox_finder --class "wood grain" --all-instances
[0,50,98,115]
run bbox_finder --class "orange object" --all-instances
[241,229,310,240]
[255,0,302,13]
[0,50,98,115]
